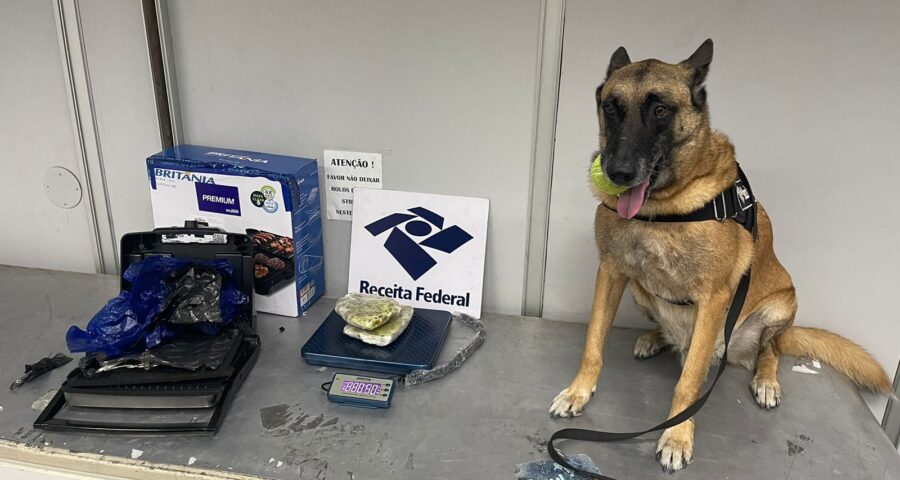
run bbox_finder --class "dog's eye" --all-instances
[602,104,616,115]
[653,105,669,118]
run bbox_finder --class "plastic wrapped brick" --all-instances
[335,293,401,331]
[165,267,224,325]
[343,306,413,346]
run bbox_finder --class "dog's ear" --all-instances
[684,38,714,70]
[606,46,631,78]
[681,38,713,108]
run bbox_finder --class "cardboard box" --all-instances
[147,145,324,317]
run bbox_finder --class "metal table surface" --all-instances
[0,265,898,480]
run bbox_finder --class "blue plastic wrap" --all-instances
[66,293,142,356]
[66,256,248,356]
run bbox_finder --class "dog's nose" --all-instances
[606,164,636,186]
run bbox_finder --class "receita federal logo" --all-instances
[365,207,473,280]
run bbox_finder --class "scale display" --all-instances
[327,373,394,409]
[341,380,382,396]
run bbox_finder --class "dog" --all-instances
[548,39,892,473]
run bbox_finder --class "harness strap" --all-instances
[547,164,758,479]
[600,166,757,238]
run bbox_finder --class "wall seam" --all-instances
[52,0,118,274]
[522,0,565,318]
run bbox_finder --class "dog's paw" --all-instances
[750,377,781,409]
[633,331,666,359]
[549,385,595,418]
[656,422,694,473]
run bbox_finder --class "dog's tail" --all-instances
[775,327,891,393]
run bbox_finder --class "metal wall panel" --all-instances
[165,0,544,314]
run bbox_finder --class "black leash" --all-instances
[547,165,758,479]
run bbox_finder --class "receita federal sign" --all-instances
[348,188,489,317]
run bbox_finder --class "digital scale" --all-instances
[303,308,454,410]
[325,373,395,409]
[301,308,452,375]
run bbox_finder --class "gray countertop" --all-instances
[0,265,898,479]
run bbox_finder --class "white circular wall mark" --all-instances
[43,166,83,209]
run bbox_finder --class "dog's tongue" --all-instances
[616,178,651,219]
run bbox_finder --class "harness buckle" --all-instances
[713,192,728,221]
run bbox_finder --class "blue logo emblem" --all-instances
[365,207,473,280]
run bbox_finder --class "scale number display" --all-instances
[327,373,394,409]
[341,380,382,396]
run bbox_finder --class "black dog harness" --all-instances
[547,164,758,479]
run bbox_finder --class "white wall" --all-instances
[543,0,900,414]
[0,0,98,273]
[0,1,161,273]
[77,0,161,243]
[165,0,543,315]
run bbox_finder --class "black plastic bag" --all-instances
[78,330,240,376]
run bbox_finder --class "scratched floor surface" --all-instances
[0,265,898,479]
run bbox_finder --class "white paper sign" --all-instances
[323,149,383,221]
[348,189,490,318]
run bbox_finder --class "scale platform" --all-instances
[301,308,452,375]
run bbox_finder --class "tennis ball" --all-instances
[590,154,628,195]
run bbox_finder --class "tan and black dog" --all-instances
[548,39,891,472]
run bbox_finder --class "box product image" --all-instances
[147,145,325,317]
